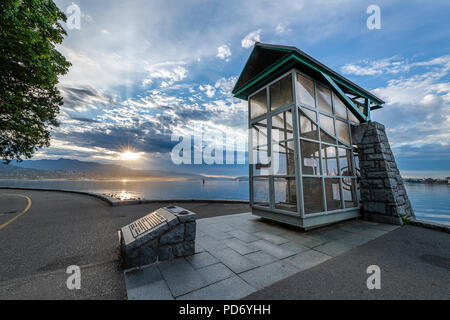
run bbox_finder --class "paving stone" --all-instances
[313,228,352,241]
[313,241,356,257]
[195,242,205,253]
[225,238,259,255]
[127,280,173,300]
[300,232,333,245]
[196,234,227,251]
[249,224,285,236]
[337,233,374,246]
[253,231,290,245]
[281,231,328,248]
[338,222,372,233]
[234,221,270,233]
[124,265,173,300]
[239,261,299,289]
[367,223,400,232]
[124,265,162,290]
[204,230,235,241]
[356,228,387,240]
[207,222,234,233]
[226,229,260,243]
[279,241,310,254]
[198,262,234,285]
[245,251,278,267]
[251,240,296,259]
[186,252,219,269]
[177,276,257,300]
[209,248,257,274]
[283,250,332,271]
[157,258,207,297]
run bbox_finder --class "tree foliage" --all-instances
[0,0,71,163]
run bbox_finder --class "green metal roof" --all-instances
[232,43,385,110]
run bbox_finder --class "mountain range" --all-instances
[0,158,202,180]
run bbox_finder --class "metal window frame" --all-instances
[248,68,361,226]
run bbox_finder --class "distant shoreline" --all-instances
[0,177,195,182]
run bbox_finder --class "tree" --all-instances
[0,0,71,163]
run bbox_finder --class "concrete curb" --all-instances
[0,186,249,207]
[408,219,450,234]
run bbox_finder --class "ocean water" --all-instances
[0,179,250,201]
[404,183,450,226]
[0,179,448,226]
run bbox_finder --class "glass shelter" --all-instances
[233,43,385,229]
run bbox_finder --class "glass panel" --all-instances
[319,113,336,144]
[250,119,269,176]
[299,111,318,140]
[253,177,269,207]
[338,148,353,176]
[296,74,316,108]
[303,177,324,214]
[348,109,360,124]
[325,178,342,211]
[250,89,267,119]
[303,108,316,121]
[272,110,293,142]
[321,146,338,176]
[300,140,321,175]
[336,120,350,145]
[319,113,335,136]
[342,177,357,208]
[274,177,297,212]
[320,129,336,144]
[317,84,333,114]
[273,141,295,175]
[333,92,348,120]
[270,75,293,110]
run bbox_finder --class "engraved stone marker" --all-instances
[119,206,196,269]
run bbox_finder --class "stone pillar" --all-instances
[352,122,414,225]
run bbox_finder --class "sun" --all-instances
[120,151,141,161]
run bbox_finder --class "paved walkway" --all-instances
[124,213,399,300]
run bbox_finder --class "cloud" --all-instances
[217,44,231,60]
[214,76,237,95]
[199,84,216,98]
[241,29,261,48]
[368,54,450,176]
[143,61,188,88]
[49,78,248,165]
[341,57,412,76]
[275,23,291,34]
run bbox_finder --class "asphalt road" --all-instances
[0,189,250,299]
[245,225,450,299]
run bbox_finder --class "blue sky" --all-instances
[41,0,450,178]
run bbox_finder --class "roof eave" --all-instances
[233,43,385,106]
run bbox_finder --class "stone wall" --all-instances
[352,122,414,225]
[120,206,196,269]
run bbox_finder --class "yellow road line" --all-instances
[0,193,32,230]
